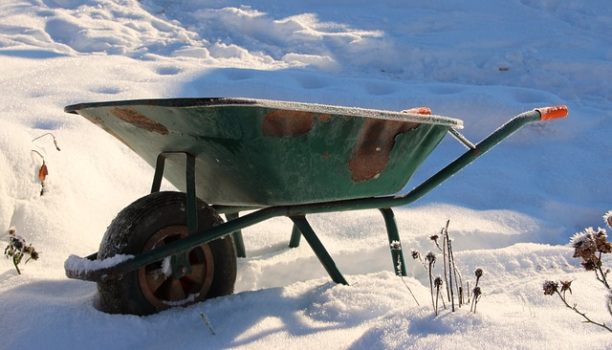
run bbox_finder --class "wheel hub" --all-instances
[138,225,214,309]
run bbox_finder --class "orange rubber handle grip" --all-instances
[401,106,432,115]
[535,105,568,121]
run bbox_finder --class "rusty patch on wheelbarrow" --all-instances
[262,110,314,137]
[349,119,420,182]
[111,108,169,135]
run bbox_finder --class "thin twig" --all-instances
[445,221,464,306]
[31,149,44,161]
[449,241,464,306]
[595,252,610,289]
[428,262,435,311]
[200,312,216,335]
[556,290,612,333]
[399,276,420,306]
[447,237,455,312]
[426,253,436,312]
[435,287,440,316]
[396,255,420,306]
[442,230,450,301]
[32,133,61,151]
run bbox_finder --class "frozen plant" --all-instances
[426,252,436,312]
[543,210,612,333]
[30,150,48,196]
[470,268,484,313]
[410,249,427,272]
[542,279,611,332]
[4,228,39,275]
[430,234,441,251]
[415,220,483,316]
[475,268,483,287]
[605,211,612,229]
[570,227,610,288]
[31,132,61,196]
[434,277,443,316]
[470,286,482,313]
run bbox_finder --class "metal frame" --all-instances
[65,107,565,284]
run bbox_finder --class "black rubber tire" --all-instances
[95,191,237,315]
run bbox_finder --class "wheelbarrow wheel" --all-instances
[95,191,237,315]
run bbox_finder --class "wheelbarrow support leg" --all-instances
[150,152,198,278]
[290,216,348,285]
[185,153,198,234]
[151,152,198,234]
[226,212,247,258]
[289,224,301,248]
[150,154,166,193]
[380,208,407,276]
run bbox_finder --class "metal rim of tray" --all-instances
[64,97,464,129]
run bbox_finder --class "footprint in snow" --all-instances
[156,66,182,76]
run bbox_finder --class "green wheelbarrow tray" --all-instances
[65,98,464,207]
[63,98,568,315]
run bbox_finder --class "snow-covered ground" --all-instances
[1,0,611,348]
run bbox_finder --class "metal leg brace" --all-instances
[226,212,247,258]
[380,208,407,276]
[290,216,348,285]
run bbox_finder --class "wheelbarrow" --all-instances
[63,98,568,315]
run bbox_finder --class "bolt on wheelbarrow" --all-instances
[62,98,568,315]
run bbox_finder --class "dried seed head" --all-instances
[425,252,436,265]
[9,236,24,250]
[543,280,559,295]
[430,234,439,243]
[604,211,612,229]
[29,249,39,260]
[581,256,602,271]
[434,277,443,288]
[560,280,573,294]
[411,250,420,260]
[475,268,483,278]
[570,228,598,260]
[593,228,611,254]
[473,286,482,298]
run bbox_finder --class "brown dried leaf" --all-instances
[38,162,48,182]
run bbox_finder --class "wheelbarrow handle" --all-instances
[535,105,569,121]
[391,105,569,206]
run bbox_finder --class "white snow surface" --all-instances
[1,0,611,349]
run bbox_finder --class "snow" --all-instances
[64,254,134,274]
[1,0,611,349]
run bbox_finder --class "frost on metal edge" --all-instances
[64,254,134,273]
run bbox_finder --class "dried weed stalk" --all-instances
[434,276,443,315]
[31,132,61,196]
[426,252,436,311]
[3,228,39,274]
[199,311,216,335]
[543,210,612,333]
[412,220,485,315]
